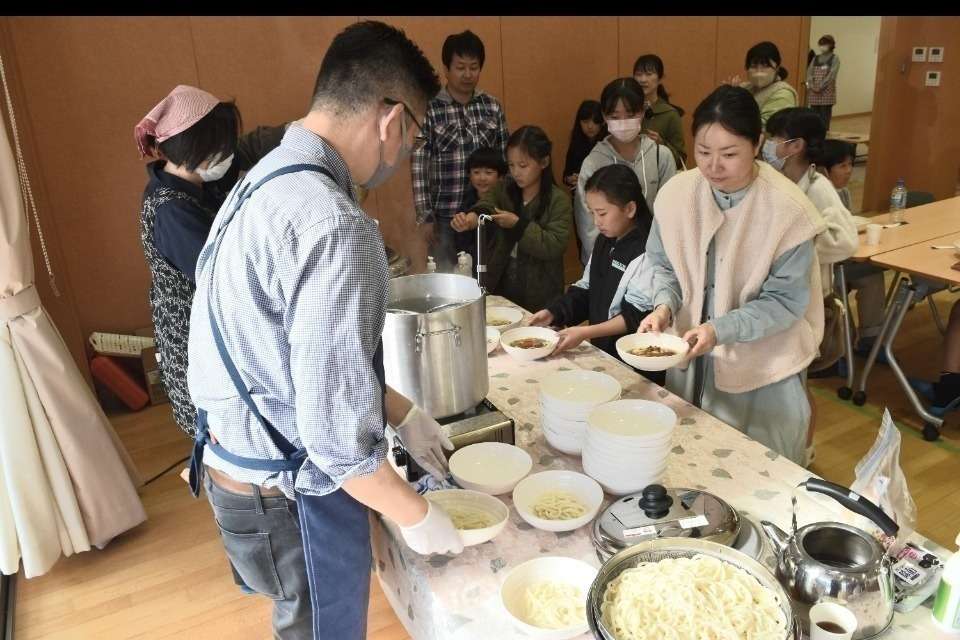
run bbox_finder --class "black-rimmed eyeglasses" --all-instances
[384,97,427,152]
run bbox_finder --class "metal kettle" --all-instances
[760,478,899,640]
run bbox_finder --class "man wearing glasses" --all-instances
[186,21,463,640]
[412,29,509,271]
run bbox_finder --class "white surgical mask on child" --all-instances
[761,139,798,172]
[749,68,777,89]
[819,45,831,55]
[197,153,234,182]
[606,117,642,143]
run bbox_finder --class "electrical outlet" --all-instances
[925,70,942,87]
[912,46,928,62]
[929,46,944,63]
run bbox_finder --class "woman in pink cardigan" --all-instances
[639,85,826,464]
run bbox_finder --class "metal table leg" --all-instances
[853,276,909,405]
[835,263,855,400]
[881,281,945,441]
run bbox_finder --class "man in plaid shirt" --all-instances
[411,30,509,270]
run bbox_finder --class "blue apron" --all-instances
[188,163,384,640]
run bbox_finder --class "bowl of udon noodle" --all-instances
[424,489,509,547]
[500,556,599,640]
[512,470,604,533]
[586,538,798,640]
[500,327,560,362]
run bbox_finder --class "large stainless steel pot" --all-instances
[383,273,488,419]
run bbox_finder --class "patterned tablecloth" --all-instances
[371,296,952,640]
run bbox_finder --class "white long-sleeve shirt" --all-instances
[796,165,859,296]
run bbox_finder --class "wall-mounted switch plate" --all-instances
[929,47,944,63]
[912,46,928,62]
[925,70,941,87]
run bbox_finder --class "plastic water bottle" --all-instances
[931,532,960,632]
[455,251,473,278]
[425,256,437,273]
[890,178,907,223]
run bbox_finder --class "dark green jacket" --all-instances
[644,99,686,169]
[477,181,573,312]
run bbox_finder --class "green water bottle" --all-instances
[932,533,960,633]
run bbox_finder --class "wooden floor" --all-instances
[13,279,960,639]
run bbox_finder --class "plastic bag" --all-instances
[847,408,917,552]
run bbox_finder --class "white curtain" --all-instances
[0,58,146,578]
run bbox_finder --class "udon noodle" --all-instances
[532,491,587,521]
[522,581,586,629]
[600,554,786,640]
[444,505,495,531]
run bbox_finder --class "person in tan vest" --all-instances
[639,85,825,464]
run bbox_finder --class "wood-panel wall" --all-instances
[0,16,811,377]
[862,16,960,212]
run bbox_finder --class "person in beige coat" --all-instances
[639,85,825,465]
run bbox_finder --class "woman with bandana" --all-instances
[134,85,283,437]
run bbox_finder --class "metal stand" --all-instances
[835,263,855,400]
[475,213,493,294]
[853,277,945,440]
[853,276,908,406]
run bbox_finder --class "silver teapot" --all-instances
[761,478,899,640]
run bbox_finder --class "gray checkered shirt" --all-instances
[187,124,388,500]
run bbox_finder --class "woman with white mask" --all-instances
[574,77,677,265]
[135,85,283,438]
[736,41,798,126]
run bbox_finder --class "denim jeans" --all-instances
[204,471,312,639]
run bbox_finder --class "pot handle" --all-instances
[414,325,462,353]
[802,478,899,537]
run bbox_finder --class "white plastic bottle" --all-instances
[425,256,437,273]
[455,251,473,278]
[932,532,960,633]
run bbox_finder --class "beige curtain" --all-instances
[0,82,146,578]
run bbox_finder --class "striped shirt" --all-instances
[187,124,388,499]
[411,87,508,224]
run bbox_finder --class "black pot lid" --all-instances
[592,484,741,558]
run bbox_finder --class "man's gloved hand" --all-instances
[399,499,464,556]
[395,405,454,480]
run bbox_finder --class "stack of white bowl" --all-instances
[582,399,677,495]
[538,370,621,455]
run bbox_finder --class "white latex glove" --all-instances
[396,405,454,480]
[399,500,464,555]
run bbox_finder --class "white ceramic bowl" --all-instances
[449,442,533,495]
[499,556,598,640]
[512,470,603,533]
[425,489,509,546]
[501,327,560,362]
[587,400,677,440]
[615,333,690,371]
[581,443,669,474]
[585,425,673,452]
[487,306,524,332]
[542,426,583,455]
[539,403,589,433]
[486,326,501,354]
[539,370,621,414]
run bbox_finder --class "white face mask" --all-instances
[197,153,234,182]
[761,138,799,172]
[606,117,642,143]
[818,45,831,55]
[749,68,777,89]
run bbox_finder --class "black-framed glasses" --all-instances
[384,97,427,151]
